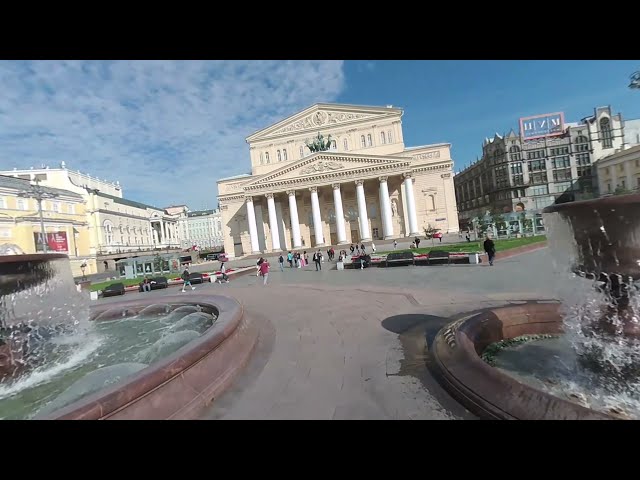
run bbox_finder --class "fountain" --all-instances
[0,245,258,420]
[430,194,640,420]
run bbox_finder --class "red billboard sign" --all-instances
[34,232,68,252]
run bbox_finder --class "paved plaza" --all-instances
[97,247,556,420]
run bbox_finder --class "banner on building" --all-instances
[34,231,69,252]
[519,112,565,140]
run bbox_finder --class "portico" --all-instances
[217,103,459,258]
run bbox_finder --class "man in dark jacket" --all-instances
[483,235,496,266]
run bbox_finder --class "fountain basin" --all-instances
[430,302,616,420]
[34,294,257,420]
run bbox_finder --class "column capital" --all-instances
[286,189,297,196]
[378,175,388,183]
[332,183,341,190]
[309,186,318,193]
[354,179,364,187]
[403,172,413,180]
[265,193,274,199]
[244,196,254,204]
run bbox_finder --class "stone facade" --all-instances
[217,103,459,258]
[597,144,640,194]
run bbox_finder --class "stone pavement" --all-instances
[195,247,558,420]
[95,247,557,419]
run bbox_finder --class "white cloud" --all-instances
[0,60,345,208]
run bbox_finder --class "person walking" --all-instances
[484,234,496,266]
[278,253,285,272]
[217,261,230,283]
[259,258,270,285]
[181,267,195,292]
[287,251,293,268]
[393,240,397,250]
[371,242,376,254]
[313,250,322,271]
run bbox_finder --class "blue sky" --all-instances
[0,60,637,209]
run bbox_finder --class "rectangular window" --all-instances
[17,198,27,210]
[576,153,591,166]
[552,156,571,169]
[528,159,546,171]
[0,197,5,209]
[67,203,75,214]
[52,202,60,213]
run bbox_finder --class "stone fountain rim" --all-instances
[35,293,245,420]
[430,302,618,420]
[543,192,640,214]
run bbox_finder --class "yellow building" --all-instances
[0,175,95,277]
[597,144,640,195]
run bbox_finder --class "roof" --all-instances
[187,209,218,217]
[218,173,252,182]
[404,143,450,151]
[0,175,83,199]
[90,189,168,213]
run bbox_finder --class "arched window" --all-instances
[428,195,436,211]
[387,130,393,143]
[600,118,613,149]
[103,220,114,244]
[509,145,521,161]
[283,149,288,161]
[265,152,270,163]
[277,150,282,162]
[361,135,366,148]
[380,131,386,144]
[331,140,337,150]
[299,146,304,158]
[575,135,589,153]
[260,152,264,165]
[343,138,348,151]
[367,134,373,147]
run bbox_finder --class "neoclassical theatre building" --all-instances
[217,103,459,258]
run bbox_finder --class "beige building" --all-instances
[217,103,459,258]
[597,144,640,194]
[0,175,94,276]
[0,164,182,264]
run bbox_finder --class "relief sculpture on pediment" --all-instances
[300,160,344,175]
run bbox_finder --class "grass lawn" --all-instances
[376,235,547,256]
[89,274,182,292]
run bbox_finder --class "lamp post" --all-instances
[17,178,59,253]
[630,71,640,90]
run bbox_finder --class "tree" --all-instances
[423,223,437,239]
[614,186,632,196]
[153,253,164,273]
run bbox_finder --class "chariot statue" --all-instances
[305,132,333,152]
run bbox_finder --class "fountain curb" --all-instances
[37,294,258,420]
[430,302,617,420]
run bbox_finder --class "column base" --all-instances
[384,235,395,240]
[360,237,372,242]
[409,231,421,237]
[337,239,350,245]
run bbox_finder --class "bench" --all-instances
[427,250,450,265]
[385,251,415,267]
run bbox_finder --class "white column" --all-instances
[355,180,371,241]
[379,176,394,239]
[287,190,302,248]
[403,173,420,236]
[332,183,348,244]
[266,193,281,251]
[309,186,325,246]
[245,197,261,254]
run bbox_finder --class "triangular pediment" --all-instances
[245,152,411,187]
[246,103,403,143]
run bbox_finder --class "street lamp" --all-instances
[17,178,59,253]
[630,71,640,90]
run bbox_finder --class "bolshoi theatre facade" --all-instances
[217,103,459,258]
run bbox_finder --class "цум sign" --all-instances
[519,112,565,140]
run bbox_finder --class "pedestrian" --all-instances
[371,242,376,254]
[393,240,397,250]
[484,234,496,266]
[350,244,355,255]
[259,258,270,285]
[181,267,195,292]
[287,251,293,268]
[256,257,264,276]
[217,261,229,283]
[278,253,285,272]
[313,250,322,271]
[415,237,421,249]
[142,276,152,292]
[303,251,309,266]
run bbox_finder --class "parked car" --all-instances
[138,276,168,292]
[102,282,125,297]
[206,253,219,261]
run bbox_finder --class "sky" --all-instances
[0,60,638,209]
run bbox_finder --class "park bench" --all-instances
[385,251,415,267]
